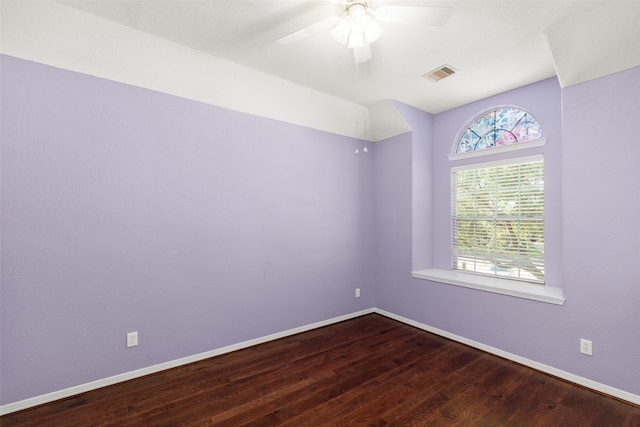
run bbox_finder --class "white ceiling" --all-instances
[55,0,640,115]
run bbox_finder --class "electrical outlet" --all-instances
[127,332,138,348]
[580,338,592,356]
[355,288,361,298]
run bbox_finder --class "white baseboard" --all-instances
[0,308,375,416]
[373,308,640,407]
[3,306,637,415]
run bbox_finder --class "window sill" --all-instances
[411,268,565,305]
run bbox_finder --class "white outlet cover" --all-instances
[127,332,138,348]
[580,338,592,356]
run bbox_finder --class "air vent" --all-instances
[423,65,458,82]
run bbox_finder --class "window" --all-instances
[413,106,562,304]
[452,156,544,284]
[456,107,542,153]
[452,107,545,284]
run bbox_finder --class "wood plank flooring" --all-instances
[2,314,639,426]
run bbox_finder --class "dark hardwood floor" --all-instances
[2,314,639,426]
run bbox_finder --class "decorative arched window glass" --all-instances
[456,107,542,153]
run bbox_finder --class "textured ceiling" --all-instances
[50,0,640,114]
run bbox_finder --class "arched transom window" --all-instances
[456,107,542,153]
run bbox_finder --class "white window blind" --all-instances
[452,156,544,284]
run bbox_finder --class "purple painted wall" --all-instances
[392,101,433,272]
[375,69,640,396]
[372,132,413,310]
[371,101,433,312]
[561,66,640,392]
[0,55,375,404]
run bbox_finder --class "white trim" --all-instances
[0,308,374,416]
[451,153,543,172]
[373,308,640,406]
[412,268,564,305]
[447,138,546,161]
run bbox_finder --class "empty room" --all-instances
[1,0,640,425]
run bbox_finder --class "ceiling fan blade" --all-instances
[276,16,341,45]
[375,6,452,26]
[353,43,372,64]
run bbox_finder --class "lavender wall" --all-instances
[375,69,640,396]
[371,101,433,311]
[372,132,413,310]
[0,55,375,404]
[561,66,640,393]
[392,101,433,272]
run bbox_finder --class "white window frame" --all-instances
[451,155,545,284]
[447,138,546,161]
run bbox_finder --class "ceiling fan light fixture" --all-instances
[347,31,365,48]
[364,17,383,44]
[348,3,368,32]
[329,1,384,51]
[277,2,453,64]
[331,18,350,44]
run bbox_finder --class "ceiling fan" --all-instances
[276,1,452,64]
